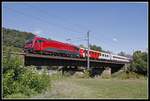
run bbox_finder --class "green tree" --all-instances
[3,52,51,98]
[118,51,126,56]
[130,50,148,75]
[90,44,102,51]
[79,44,86,48]
[2,27,35,48]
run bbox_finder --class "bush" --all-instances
[111,70,146,80]
[49,71,62,81]
[130,51,148,75]
[101,74,111,79]
[72,72,85,78]
[3,53,51,98]
[83,69,92,78]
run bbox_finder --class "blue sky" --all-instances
[2,2,148,54]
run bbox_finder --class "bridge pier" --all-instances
[90,67,111,78]
[91,67,104,77]
[101,67,111,78]
[61,66,79,76]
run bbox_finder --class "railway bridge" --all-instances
[24,53,130,76]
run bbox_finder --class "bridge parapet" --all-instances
[24,53,129,67]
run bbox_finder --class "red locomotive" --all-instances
[24,36,80,58]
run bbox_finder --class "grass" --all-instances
[73,78,148,98]
[31,77,148,99]
[111,70,147,80]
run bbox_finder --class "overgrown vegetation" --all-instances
[2,27,35,48]
[112,70,146,80]
[3,52,51,98]
[2,27,52,98]
[31,78,148,99]
[90,44,102,51]
[80,44,102,51]
[129,51,148,75]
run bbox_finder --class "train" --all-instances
[24,36,130,62]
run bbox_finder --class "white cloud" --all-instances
[113,38,118,42]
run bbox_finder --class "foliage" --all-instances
[130,51,148,75]
[83,69,92,78]
[90,44,102,51]
[72,72,85,78]
[118,51,126,56]
[79,44,103,52]
[102,50,112,53]
[79,44,86,48]
[112,70,146,80]
[118,51,132,58]
[101,73,111,79]
[3,53,51,98]
[2,27,52,98]
[49,71,63,81]
[3,45,23,53]
[2,27,35,48]
[33,78,148,98]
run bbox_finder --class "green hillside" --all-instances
[2,27,35,48]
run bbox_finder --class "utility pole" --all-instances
[87,31,90,70]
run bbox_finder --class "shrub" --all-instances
[130,51,148,75]
[3,53,51,98]
[83,69,92,78]
[111,70,146,80]
[49,71,62,81]
[72,71,85,78]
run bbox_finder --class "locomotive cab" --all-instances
[24,36,35,53]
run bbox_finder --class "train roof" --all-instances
[81,48,101,53]
[35,36,79,48]
[112,54,130,59]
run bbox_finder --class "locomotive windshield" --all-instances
[25,40,32,44]
[25,35,35,44]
